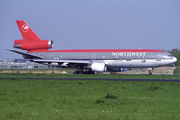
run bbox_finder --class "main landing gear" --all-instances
[74,70,95,74]
[74,71,84,74]
[74,65,95,74]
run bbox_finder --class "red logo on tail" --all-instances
[21,24,29,32]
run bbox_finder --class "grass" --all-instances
[0,77,180,119]
[1,67,180,79]
[1,72,180,80]
[174,67,180,75]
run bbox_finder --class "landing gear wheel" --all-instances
[148,72,152,75]
[74,71,78,74]
[74,71,85,74]
[148,70,153,75]
[90,71,95,74]
[85,70,95,74]
[79,71,84,74]
[74,65,95,74]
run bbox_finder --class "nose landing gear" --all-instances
[148,68,153,75]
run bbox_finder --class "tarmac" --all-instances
[112,67,176,75]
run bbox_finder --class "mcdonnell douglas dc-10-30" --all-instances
[7,20,177,74]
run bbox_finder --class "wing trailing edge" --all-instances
[32,59,92,64]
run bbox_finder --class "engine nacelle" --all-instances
[14,39,30,44]
[14,39,53,51]
[108,67,122,72]
[90,62,107,72]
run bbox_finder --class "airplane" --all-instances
[7,20,177,74]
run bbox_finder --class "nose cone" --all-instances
[173,57,177,63]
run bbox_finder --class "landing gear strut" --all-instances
[148,68,153,75]
[74,65,84,74]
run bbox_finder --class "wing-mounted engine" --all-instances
[13,39,53,51]
[87,62,107,72]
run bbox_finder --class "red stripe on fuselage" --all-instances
[27,49,165,53]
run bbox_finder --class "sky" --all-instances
[0,0,180,59]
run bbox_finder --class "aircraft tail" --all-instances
[14,20,53,51]
[16,20,41,41]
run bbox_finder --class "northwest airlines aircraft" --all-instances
[7,20,177,74]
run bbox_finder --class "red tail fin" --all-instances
[14,20,53,51]
[16,20,41,42]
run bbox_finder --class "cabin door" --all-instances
[156,54,161,66]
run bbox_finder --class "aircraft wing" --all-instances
[6,49,44,59]
[32,59,92,65]
[6,49,92,66]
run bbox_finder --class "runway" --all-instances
[1,77,180,82]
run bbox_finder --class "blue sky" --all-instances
[0,0,180,59]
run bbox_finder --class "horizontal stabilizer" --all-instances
[6,49,44,59]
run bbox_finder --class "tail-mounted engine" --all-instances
[13,39,53,51]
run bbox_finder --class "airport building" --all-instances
[0,59,48,69]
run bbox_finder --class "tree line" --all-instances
[168,50,180,67]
